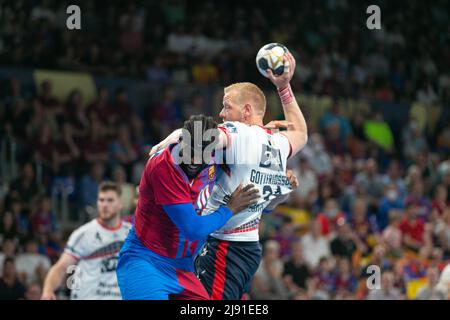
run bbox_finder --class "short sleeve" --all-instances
[151,160,192,205]
[218,122,252,164]
[273,133,292,160]
[64,228,87,259]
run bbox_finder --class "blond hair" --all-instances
[224,82,266,116]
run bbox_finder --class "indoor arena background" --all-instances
[0,0,449,300]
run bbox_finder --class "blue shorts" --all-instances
[116,227,209,300]
[194,236,262,300]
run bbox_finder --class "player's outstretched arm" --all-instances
[41,253,78,300]
[163,184,259,240]
[267,52,308,156]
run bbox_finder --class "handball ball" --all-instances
[256,43,289,78]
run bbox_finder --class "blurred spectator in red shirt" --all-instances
[316,198,346,236]
[31,197,56,236]
[431,184,449,220]
[400,202,432,253]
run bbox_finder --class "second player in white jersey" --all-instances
[65,219,131,300]
[203,121,292,241]
[42,182,131,300]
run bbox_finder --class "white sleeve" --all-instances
[218,122,253,164]
[273,133,292,161]
[64,227,87,260]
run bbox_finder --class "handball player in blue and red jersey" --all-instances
[116,115,259,300]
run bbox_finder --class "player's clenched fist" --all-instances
[226,183,260,214]
[266,52,296,89]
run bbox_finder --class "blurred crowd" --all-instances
[0,0,449,104]
[0,0,450,300]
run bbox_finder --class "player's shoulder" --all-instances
[147,145,178,175]
[73,219,98,234]
[219,121,249,132]
[67,219,97,245]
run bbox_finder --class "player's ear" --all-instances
[243,103,252,117]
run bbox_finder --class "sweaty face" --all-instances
[97,191,122,222]
[219,93,244,122]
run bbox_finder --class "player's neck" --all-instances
[97,216,122,230]
[243,116,263,126]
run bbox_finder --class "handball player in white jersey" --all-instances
[151,52,307,299]
[41,182,131,300]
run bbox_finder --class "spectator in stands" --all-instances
[399,202,430,253]
[272,216,299,259]
[109,87,134,126]
[291,157,318,203]
[354,158,384,208]
[0,211,18,241]
[416,267,446,300]
[53,122,80,176]
[0,239,17,277]
[109,125,138,174]
[79,162,105,210]
[378,183,405,230]
[111,165,136,215]
[349,198,370,254]
[24,282,42,300]
[366,270,402,300]
[83,118,109,168]
[316,198,346,236]
[330,219,362,260]
[7,163,42,213]
[0,257,26,300]
[301,220,331,269]
[87,87,110,125]
[431,184,449,220]
[15,237,51,287]
[37,80,61,115]
[382,211,403,257]
[434,211,450,256]
[251,240,288,300]
[405,180,432,221]
[402,118,428,161]
[283,241,310,292]
[335,258,358,295]
[312,257,337,295]
[381,159,407,198]
[64,90,89,140]
[301,133,332,177]
[30,197,56,236]
[32,124,55,173]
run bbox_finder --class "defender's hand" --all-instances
[264,120,294,130]
[226,183,260,215]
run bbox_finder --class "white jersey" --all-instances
[203,121,292,241]
[64,219,131,300]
